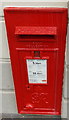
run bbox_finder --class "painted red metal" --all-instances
[4,7,68,115]
[15,26,57,35]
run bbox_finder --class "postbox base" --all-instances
[2,113,61,119]
[19,111,60,115]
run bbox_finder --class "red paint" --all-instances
[4,7,68,115]
[15,26,57,35]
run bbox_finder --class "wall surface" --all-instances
[0,1,69,119]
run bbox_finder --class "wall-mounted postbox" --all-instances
[4,7,68,115]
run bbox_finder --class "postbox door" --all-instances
[16,49,58,113]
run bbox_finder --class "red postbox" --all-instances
[4,7,68,115]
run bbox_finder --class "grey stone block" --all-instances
[0,62,14,90]
[61,97,68,118]
[63,64,69,99]
[2,91,17,113]
[67,24,69,65]
[0,21,10,59]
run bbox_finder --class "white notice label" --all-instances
[26,59,47,84]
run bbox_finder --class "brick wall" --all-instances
[0,1,69,118]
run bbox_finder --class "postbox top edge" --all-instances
[4,7,68,13]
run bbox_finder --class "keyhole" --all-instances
[34,51,40,57]
[28,86,30,88]
[27,86,30,90]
